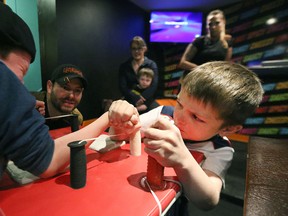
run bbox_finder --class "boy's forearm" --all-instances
[108,126,129,141]
[173,156,221,210]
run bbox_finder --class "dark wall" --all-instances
[224,0,288,67]
[38,0,58,89]
[51,0,147,119]
[57,0,147,119]
[153,0,288,98]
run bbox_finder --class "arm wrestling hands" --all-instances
[108,100,222,210]
[108,100,191,167]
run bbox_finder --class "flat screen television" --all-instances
[149,11,203,43]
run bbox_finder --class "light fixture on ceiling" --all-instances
[266,17,277,25]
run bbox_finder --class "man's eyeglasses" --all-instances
[131,47,144,52]
[208,21,220,27]
[58,83,83,96]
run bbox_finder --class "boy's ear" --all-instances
[219,125,243,137]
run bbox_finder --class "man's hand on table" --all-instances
[108,100,141,140]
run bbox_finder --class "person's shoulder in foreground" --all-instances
[0,3,111,183]
[0,2,51,178]
[108,61,264,210]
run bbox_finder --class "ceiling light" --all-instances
[266,18,277,25]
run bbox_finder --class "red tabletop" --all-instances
[0,127,181,216]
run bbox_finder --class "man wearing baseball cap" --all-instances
[0,2,111,184]
[32,64,88,130]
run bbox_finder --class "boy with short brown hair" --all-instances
[108,61,264,211]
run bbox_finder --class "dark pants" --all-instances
[165,196,190,216]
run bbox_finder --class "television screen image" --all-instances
[150,11,203,43]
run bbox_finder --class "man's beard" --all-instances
[50,92,75,113]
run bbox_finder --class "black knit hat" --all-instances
[51,64,88,89]
[0,3,36,63]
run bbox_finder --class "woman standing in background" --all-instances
[118,36,159,113]
[178,9,233,78]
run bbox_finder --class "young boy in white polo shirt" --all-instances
[108,61,264,212]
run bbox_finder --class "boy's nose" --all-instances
[176,112,185,125]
